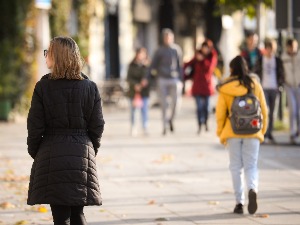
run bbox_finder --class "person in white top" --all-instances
[281,38,300,144]
[254,39,285,144]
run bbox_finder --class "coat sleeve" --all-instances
[126,64,138,85]
[147,50,160,79]
[207,49,218,76]
[27,81,45,159]
[256,82,268,135]
[215,93,228,137]
[87,83,105,155]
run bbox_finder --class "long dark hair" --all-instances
[229,56,254,93]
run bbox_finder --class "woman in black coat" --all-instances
[27,36,105,225]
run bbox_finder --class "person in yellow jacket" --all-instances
[216,56,268,215]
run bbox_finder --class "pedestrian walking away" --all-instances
[281,38,300,145]
[254,39,285,144]
[216,56,268,215]
[148,28,183,135]
[184,39,218,134]
[27,36,105,225]
[126,47,150,136]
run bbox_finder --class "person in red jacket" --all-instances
[184,40,218,133]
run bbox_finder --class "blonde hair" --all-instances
[48,36,84,80]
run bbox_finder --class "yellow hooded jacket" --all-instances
[216,77,268,145]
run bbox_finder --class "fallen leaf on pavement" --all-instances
[153,154,175,164]
[15,221,28,225]
[207,201,219,205]
[148,200,156,205]
[0,202,15,209]
[254,214,269,218]
[37,206,48,213]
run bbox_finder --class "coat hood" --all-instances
[217,78,248,97]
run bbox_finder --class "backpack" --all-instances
[230,92,262,135]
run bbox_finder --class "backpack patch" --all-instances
[230,93,262,134]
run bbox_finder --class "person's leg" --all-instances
[70,206,87,225]
[141,97,149,133]
[50,205,71,225]
[285,86,297,139]
[129,99,137,136]
[194,96,202,126]
[296,87,300,136]
[242,138,260,214]
[227,138,245,205]
[242,138,260,192]
[267,89,278,140]
[203,96,210,131]
[263,90,271,138]
[169,80,182,129]
[158,78,169,134]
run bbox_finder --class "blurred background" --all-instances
[0,0,299,120]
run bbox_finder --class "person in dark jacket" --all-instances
[126,47,150,136]
[241,31,262,72]
[254,39,285,144]
[184,40,218,133]
[27,36,105,225]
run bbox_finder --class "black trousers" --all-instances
[50,205,87,225]
[264,89,278,138]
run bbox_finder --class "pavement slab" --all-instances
[0,97,300,225]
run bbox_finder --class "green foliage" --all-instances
[73,0,90,58]
[49,0,90,58]
[216,0,273,17]
[0,0,35,107]
[49,0,72,37]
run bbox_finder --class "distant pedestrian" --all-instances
[148,28,183,135]
[126,47,150,136]
[241,31,262,72]
[216,56,268,215]
[281,38,300,145]
[254,39,285,144]
[27,36,105,225]
[184,39,218,133]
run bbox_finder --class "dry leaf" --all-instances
[207,201,219,205]
[254,214,269,218]
[153,154,175,164]
[148,200,156,205]
[0,202,15,209]
[37,206,48,213]
[15,221,28,225]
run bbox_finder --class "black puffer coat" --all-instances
[27,74,105,206]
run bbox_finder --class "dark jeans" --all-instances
[50,205,87,225]
[194,95,209,125]
[264,89,278,138]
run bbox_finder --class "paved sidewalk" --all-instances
[0,97,300,225]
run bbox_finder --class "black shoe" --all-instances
[248,189,257,214]
[169,120,174,132]
[233,203,244,214]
